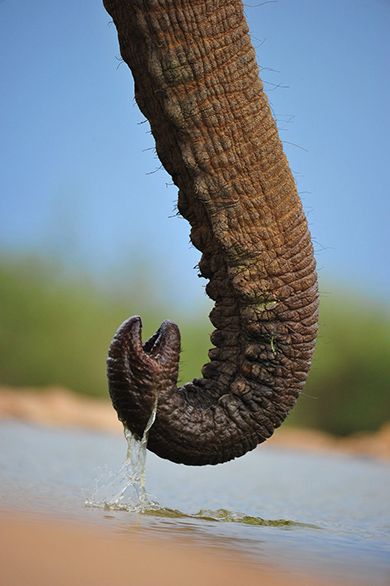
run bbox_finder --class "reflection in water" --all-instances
[86,400,158,512]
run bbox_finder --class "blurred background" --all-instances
[0,0,389,436]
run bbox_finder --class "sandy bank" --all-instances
[0,510,351,586]
[0,385,389,460]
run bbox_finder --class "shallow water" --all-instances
[1,420,389,584]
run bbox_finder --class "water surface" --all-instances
[1,421,389,584]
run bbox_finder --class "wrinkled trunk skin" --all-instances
[104,0,319,465]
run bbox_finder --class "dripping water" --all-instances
[86,399,159,512]
[85,406,314,528]
[85,402,313,526]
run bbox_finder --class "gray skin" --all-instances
[104,0,319,465]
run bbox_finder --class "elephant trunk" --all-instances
[104,0,319,465]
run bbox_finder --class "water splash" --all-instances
[86,400,158,512]
[86,401,318,529]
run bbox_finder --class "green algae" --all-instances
[142,507,319,529]
[256,300,278,311]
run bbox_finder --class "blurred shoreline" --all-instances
[1,385,389,461]
[0,510,350,586]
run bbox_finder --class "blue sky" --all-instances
[1,0,389,308]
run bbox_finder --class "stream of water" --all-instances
[86,401,158,512]
[1,420,389,584]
